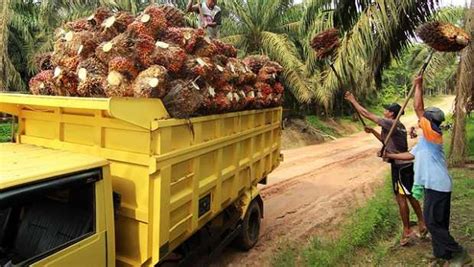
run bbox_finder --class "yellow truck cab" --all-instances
[0,93,282,266]
[0,143,115,266]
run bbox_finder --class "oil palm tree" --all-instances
[221,0,313,103]
[449,3,473,166]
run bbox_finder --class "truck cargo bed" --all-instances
[0,94,282,266]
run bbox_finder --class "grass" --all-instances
[0,123,13,142]
[467,116,474,159]
[306,115,341,137]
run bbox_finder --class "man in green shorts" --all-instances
[345,92,427,246]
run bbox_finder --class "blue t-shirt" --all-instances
[410,117,452,192]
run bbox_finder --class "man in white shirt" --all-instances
[186,0,222,39]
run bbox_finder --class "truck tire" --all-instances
[235,200,261,251]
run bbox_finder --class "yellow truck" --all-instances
[0,94,282,266]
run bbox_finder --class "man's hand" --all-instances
[344,91,356,102]
[364,126,374,134]
[377,150,384,158]
[414,75,423,88]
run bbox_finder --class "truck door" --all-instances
[0,169,109,267]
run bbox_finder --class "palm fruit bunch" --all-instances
[64,8,113,32]
[310,28,340,60]
[88,7,113,29]
[158,5,186,27]
[77,57,107,77]
[104,70,133,97]
[183,57,218,82]
[239,85,257,108]
[213,40,238,58]
[128,5,167,39]
[193,37,219,57]
[76,57,108,96]
[133,65,169,98]
[52,66,79,96]
[34,53,54,71]
[102,56,140,97]
[77,73,107,97]
[162,79,204,118]
[272,82,284,106]
[99,11,134,41]
[95,32,137,63]
[28,4,285,118]
[257,61,283,84]
[242,55,270,73]
[416,21,471,52]
[142,41,187,73]
[29,70,56,95]
[162,27,206,53]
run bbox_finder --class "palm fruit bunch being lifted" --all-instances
[310,28,340,60]
[28,4,285,118]
[416,21,471,52]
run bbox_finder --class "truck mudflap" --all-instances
[237,186,263,220]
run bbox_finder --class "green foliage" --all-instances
[0,123,12,143]
[306,115,339,136]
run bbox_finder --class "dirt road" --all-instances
[213,96,455,266]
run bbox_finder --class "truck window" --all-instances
[0,170,99,266]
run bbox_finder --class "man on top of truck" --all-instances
[186,0,222,39]
[344,92,427,246]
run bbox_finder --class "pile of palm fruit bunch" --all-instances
[28,5,284,118]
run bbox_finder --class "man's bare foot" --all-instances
[400,230,416,246]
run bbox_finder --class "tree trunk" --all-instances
[449,5,473,167]
[0,0,10,91]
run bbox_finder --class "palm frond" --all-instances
[314,0,437,107]
[261,31,313,102]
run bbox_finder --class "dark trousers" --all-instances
[424,189,463,259]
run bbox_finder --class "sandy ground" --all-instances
[212,96,455,266]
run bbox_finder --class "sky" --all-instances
[439,0,471,6]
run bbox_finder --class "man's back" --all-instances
[378,118,408,154]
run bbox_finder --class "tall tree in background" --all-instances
[0,0,12,91]
[449,3,473,167]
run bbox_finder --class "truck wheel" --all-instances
[235,200,261,251]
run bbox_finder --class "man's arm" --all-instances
[344,92,380,123]
[186,0,199,13]
[385,152,415,161]
[207,11,221,28]
[365,127,382,142]
[413,75,424,119]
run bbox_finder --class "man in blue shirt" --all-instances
[385,75,471,266]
